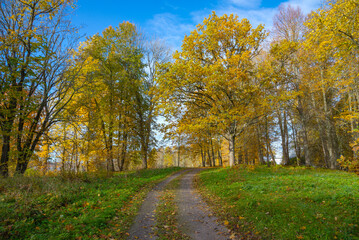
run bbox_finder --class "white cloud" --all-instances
[218,6,277,29]
[145,13,195,52]
[228,0,262,9]
[190,6,277,33]
[144,0,323,52]
[284,0,323,14]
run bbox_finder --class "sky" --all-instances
[72,0,324,51]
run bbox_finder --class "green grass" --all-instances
[0,167,181,240]
[155,173,189,240]
[197,166,359,240]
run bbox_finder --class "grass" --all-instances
[197,165,359,240]
[0,167,181,240]
[155,173,189,240]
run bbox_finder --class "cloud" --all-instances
[144,0,323,52]
[145,13,195,51]
[284,0,323,14]
[218,7,277,29]
[190,5,277,33]
[228,0,262,9]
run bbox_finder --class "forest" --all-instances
[1,1,359,239]
[1,0,359,177]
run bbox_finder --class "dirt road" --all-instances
[127,168,231,240]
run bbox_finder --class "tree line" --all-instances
[156,0,359,171]
[0,0,358,177]
[0,0,170,177]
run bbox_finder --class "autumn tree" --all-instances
[0,0,80,176]
[51,24,171,172]
[269,4,315,166]
[65,22,144,172]
[157,12,268,167]
[304,0,359,169]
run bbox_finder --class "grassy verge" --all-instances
[197,166,359,240]
[0,167,181,239]
[155,173,189,240]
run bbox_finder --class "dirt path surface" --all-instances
[127,168,231,240]
[176,169,231,240]
[127,170,187,240]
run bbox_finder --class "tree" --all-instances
[68,22,144,172]
[157,12,268,167]
[134,39,170,169]
[270,4,313,166]
[303,0,359,169]
[0,0,79,176]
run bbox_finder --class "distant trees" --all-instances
[270,5,311,166]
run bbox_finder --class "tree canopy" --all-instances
[1,0,359,176]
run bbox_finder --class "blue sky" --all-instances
[72,0,323,50]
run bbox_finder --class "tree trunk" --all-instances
[326,121,340,169]
[177,136,180,167]
[0,135,10,177]
[290,119,301,166]
[256,126,265,165]
[0,115,16,177]
[278,110,289,165]
[269,143,276,165]
[75,129,79,173]
[348,92,358,158]
[208,149,212,167]
[265,116,271,167]
[218,149,223,166]
[302,127,311,167]
[119,132,128,171]
[319,68,340,169]
[143,153,148,169]
[61,123,67,172]
[15,149,31,175]
[228,134,236,167]
[201,146,205,167]
[211,138,216,167]
[245,148,249,165]
[297,97,312,166]
[108,119,115,172]
[203,150,207,167]
[86,119,91,172]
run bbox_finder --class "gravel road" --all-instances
[127,168,231,240]
[176,169,231,240]
[127,169,188,240]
